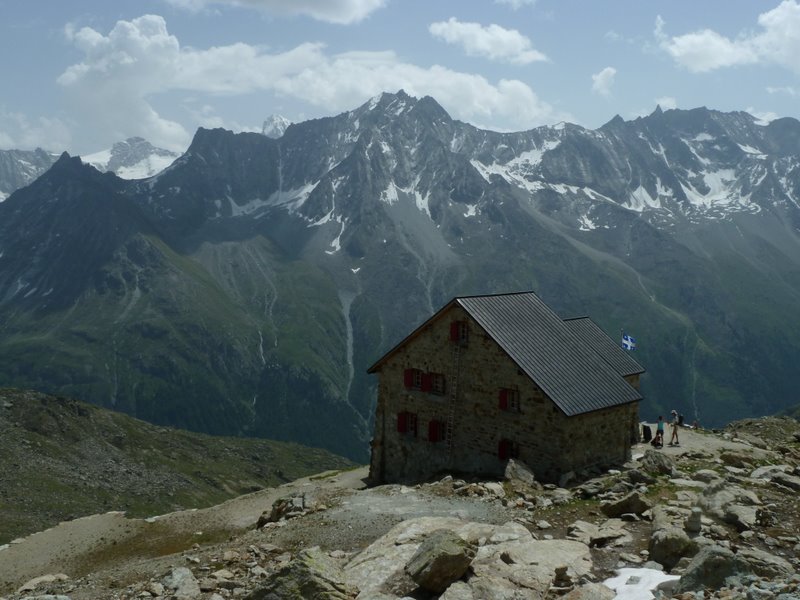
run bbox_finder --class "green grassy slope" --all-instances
[0,389,355,545]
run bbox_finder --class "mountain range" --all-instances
[0,137,180,200]
[1,90,799,461]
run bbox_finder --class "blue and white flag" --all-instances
[622,333,637,351]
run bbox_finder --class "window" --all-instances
[498,438,519,460]
[499,388,520,412]
[428,419,447,443]
[426,372,446,396]
[397,411,418,437]
[403,368,423,390]
[407,370,446,395]
[449,320,469,346]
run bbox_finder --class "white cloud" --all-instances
[271,51,568,129]
[656,1,800,74]
[655,96,677,110]
[56,13,567,151]
[767,85,800,96]
[163,0,386,24]
[746,107,779,124]
[591,67,616,97]
[429,18,547,64]
[0,107,72,151]
[494,0,536,9]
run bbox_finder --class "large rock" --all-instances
[162,567,201,600]
[600,491,651,517]
[735,547,794,579]
[697,480,761,522]
[640,450,674,475]
[675,545,739,593]
[722,504,758,531]
[346,517,593,598]
[404,529,476,593]
[246,547,356,599]
[504,458,538,487]
[567,519,630,548]
[772,472,800,491]
[648,526,698,571]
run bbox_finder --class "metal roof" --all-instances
[563,317,645,377]
[457,292,642,416]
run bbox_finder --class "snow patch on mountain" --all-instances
[379,181,431,217]
[578,215,599,231]
[738,143,767,158]
[0,192,8,203]
[628,186,661,212]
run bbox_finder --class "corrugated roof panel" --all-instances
[458,292,641,416]
[563,317,645,377]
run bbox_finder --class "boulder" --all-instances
[735,547,794,579]
[627,469,656,485]
[750,465,789,480]
[675,545,739,592]
[16,574,69,594]
[649,527,698,571]
[691,469,722,483]
[600,491,651,518]
[246,547,356,600]
[772,472,800,491]
[404,529,476,593]
[640,449,674,475]
[698,481,761,522]
[722,504,758,531]
[718,451,754,469]
[504,459,538,487]
[162,567,201,600]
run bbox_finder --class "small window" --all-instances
[397,411,418,437]
[498,438,519,460]
[403,368,423,390]
[430,373,446,396]
[499,388,520,412]
[449,320,469,346]
[428,419,447,443]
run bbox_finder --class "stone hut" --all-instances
[367,291,644,484]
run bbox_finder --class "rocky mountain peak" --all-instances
[81,137,180,179]
[261,114,292,139]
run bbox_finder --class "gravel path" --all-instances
[0,467,369,594]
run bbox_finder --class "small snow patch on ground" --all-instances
[603,567,679,600]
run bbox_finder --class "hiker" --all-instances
[651,416,664,448]
[669,410,680,446]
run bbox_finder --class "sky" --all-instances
[2,0,800,155]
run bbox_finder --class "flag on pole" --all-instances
[622,333,637,351]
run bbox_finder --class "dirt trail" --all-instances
[0,467,369,593]
[636,423,772,459]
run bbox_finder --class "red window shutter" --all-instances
[403,369,414,389]
[499,389,508,410]
[397,412,408,433]
[428,420,440,442]
[498,439,509,460]
[421,373,433,392]
[449,321,460,342]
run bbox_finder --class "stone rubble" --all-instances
[3,420,800,600]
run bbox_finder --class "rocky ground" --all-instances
[2,418,800,599]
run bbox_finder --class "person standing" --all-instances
[669,410,680,446]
